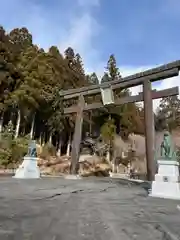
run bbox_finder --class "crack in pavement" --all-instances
[12,186,115,201]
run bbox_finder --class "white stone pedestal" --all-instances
[13,156,40,179]
[149,160,180,200]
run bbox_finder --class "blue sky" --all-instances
[1,0,180,109]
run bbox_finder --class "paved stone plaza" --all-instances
[0,177,180,239]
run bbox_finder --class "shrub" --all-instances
[0,124,29,168]
[39,143,56,160]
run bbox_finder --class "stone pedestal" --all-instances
[13,156,40,179]
[149,160,180,200]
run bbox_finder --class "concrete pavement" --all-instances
[0,177,179,239]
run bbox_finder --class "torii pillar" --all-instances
[70,95,85,174]
[143,80,155,181]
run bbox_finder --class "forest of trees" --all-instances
[155,96,180,131]
[0,26,180,167]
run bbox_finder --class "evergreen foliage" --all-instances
[156,96,180,131]
[0,26,147,167]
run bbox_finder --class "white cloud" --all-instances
[60,12,102,69]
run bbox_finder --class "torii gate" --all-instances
[60,60,180,181]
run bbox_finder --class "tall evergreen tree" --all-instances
[64,47,75,68]
[74,53,85,76]
[88,72,99,85]
[0,26,20,113]
[106,54,121,81]
[9,27,32,54]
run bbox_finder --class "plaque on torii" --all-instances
[100,85,115,105]
[60,60,180,180]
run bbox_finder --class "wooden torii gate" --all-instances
[60,60,180,181]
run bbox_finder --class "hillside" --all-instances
[36,130,179,177]
[0,25,145,172]
[0,25,180,177]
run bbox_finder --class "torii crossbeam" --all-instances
[60,60,180,181]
